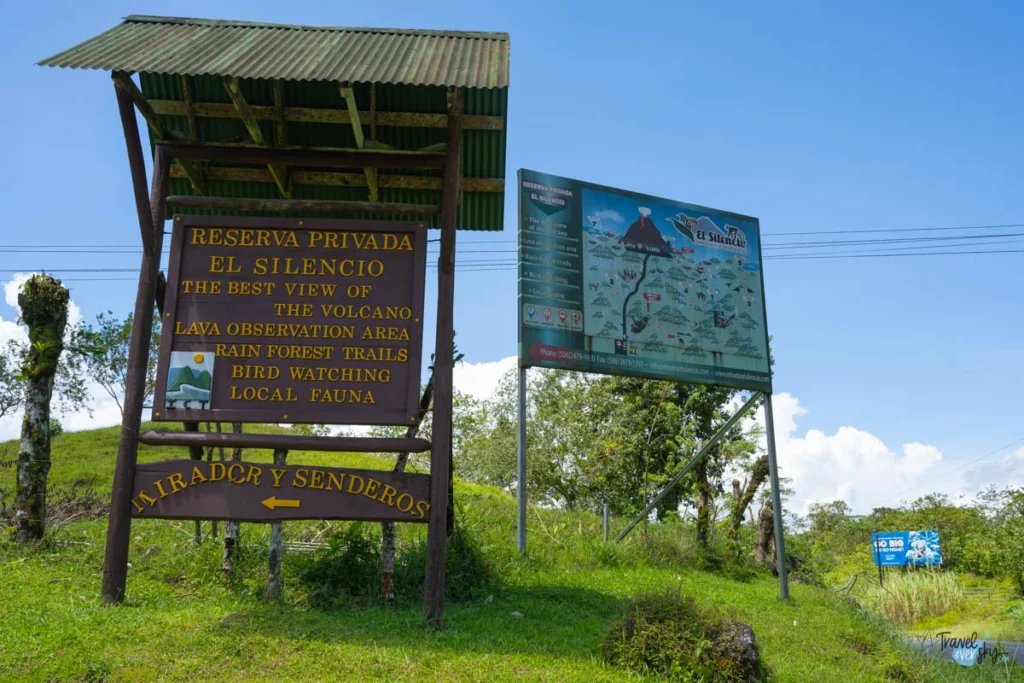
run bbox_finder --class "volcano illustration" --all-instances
[620,207,673,257]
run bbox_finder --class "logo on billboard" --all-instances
[527,305,536,319]
[666,214,748,254]
[543,307,552,321]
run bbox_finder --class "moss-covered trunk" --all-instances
[14,275,70,544]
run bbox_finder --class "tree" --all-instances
[1,335,91,420]
[79,311,161,416]
[14,274,72,543]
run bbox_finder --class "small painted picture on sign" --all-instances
[165,350,215,410]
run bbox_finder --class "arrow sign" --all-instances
[261,496,301,510]
[131,460,431,523]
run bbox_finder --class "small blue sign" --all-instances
[872,530,942,567]
[743,263,759,271]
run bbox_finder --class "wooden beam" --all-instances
[112,72,205,194]
[424,88,462,629]
[339,86,365,149]
[178,75,204,194]
[180,75,199,141]
[169,165,504,192]
[158,141,447,170]
[137,431,431,454]
[272,79,287,146]
[166,195,440,215]
[341,86,380,202]
[222,75,291,198]
[148,99,504,130]
[115,80,156,255]
[102,146,171,604]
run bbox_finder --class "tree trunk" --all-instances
[693,457,712,549]
[382,373,435,603]
[14,275,69,544]
[222,422,243,573]
[730,455,769,543]
[755,501,777,575]
[266,448,287,601]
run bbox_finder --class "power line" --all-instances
[876,436,1024,507]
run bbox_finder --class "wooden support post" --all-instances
[424,88,461,629]
[223,76,290,198]
[115,82,156,256]
[101,145,171,604]
[112,71,204,194]
[267,448,287,601]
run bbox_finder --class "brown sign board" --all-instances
[131,460,432,523]
[152,215,428,425]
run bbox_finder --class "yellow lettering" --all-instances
[378,485,397,507]
[227,463,246,484]
[363,479,381,500]
[293,469,308,488]
[270,469,287,488]
[245,466,262,487]
[346,474,366,495]
[167,472,188,494]
[396,493,414,513]
[414,500,430,520]
[190,466,208,486]
[154,479,169,499]
[209,463,226,482]
[309,470,325,490]
[326,472,346,492]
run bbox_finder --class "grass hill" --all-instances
[0,425,1018,682]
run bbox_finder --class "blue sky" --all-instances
[2,1,1023,511]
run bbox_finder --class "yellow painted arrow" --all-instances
[261,496,301,511]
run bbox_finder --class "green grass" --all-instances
[1,426,1021,682]
[862,571,967,626]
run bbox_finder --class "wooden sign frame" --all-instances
[97,83,465,629]
[151,215,428,426]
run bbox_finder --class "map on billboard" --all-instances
[517,169,772,391]
[872,530,943,567]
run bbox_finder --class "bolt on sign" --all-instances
[132,460,431,523]
[152,216,428,425]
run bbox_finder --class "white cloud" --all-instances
[453,355,517,402]
[751,393,961,515]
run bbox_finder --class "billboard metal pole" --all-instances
[764,393,790,601]
[615,391,762,543]
[517,366,528,554]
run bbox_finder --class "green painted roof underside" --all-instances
[140,76,507,230]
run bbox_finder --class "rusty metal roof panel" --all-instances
[38,15,510,89]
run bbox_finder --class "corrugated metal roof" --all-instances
[38,15,510,89]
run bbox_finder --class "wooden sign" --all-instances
[131,460,431,523]
[152,215,428,425]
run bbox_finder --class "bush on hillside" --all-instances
[293,522,380,609]
[396,522,496,602]
[864,570,965,625]
[602,590,764,682]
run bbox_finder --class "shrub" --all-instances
[602,589,763,682]
[396,523,495,602]
[293,522,380,609]
[863,570,965,625]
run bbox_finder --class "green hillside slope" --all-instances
[0,427,1015,682]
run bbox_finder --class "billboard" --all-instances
[872,530,943,567]
[153,215,428,425]
[517,169,771,391]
